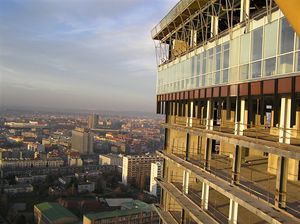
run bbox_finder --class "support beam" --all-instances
[201,182,209,210]
[240,0,250,22]
[210,16,219,37]
[183,170,189,194]
[228,199,239,224]
[275,97,291,209]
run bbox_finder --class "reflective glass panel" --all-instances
[279,18,295,54]
[251,27,263,61]
[264,57,276,77]
[278,53,293,74]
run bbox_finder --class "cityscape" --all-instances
[1,0,300,224]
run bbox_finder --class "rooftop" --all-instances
[34,202,79,224]
[84,200,154,221]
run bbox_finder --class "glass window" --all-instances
[223,69,229,83]
[197,54,201,76]
[215,71,220,84]
[295,52,300,71]
[196,76,200,87]
[207,48,214,73]
[202,52,206,75]
[297,37,300,50]
[216,51,221,71]
[251,61,262,78]
[279,18,295,54]
[230,37,240,66]
[264,20,278,58]
[251,27,263,61]
[223,42,230,69]
[264,57,276,76]
[278,53,293,74]
[240,64,249,80]
[240,33,250,64]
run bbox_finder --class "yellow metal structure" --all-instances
[275,0,300,36]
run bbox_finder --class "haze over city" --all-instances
[0,0,177,113]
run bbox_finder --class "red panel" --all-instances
[221,86,228,97]
[230,85,238,97]
[206,88,212,98]
[184,91,189,100]
[180,92,184,100]
[213,87,220,98]
[239,83,248,96]
[194,89,200,99]
[263,80,275,94]
[251,82,261,95]
[278,77,292,94]
[296,76,300,92]
[200,89,205,98]
[189,90,194,99]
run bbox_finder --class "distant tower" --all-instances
[88,114,99,129]
[71,128,93,155]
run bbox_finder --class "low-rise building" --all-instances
[34,202,79,224]
[78,181,95,193]
[83,200,159,224]
[15,175,47,184]
[0,158,64,168]
[3,184,33,194]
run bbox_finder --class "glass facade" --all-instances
[157,16,300,94]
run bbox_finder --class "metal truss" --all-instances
[153,0,276,66]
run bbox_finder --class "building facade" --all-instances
[122,154,163,190]
[149,161,163,198]
[83,200,159,224]
[88,114,99,129]
[72,128,93,155]
[153,0,300,223]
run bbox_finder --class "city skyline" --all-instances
[0,0,178,113]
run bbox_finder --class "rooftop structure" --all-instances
[34,202,79,224]
[153,0,300,223]
[83,200,159,224]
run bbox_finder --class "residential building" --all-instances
[3,184,33,194]
[153,0,300,223]
[88,114,99,129]
[99,154,123,173]
[0,158,64,168]
[77,181,95,193]
[149,161,163,198]
[34,202,79,224]
[83,200,159,224]
[72,128,93,155]
[122,154,163,190]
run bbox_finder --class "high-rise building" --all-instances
[153,0,300,223]
[122,154,163,190]
[71,128,93,155]
[149,161,163,198]
[88,113,99,129]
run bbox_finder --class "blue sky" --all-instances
[0,0,177,112]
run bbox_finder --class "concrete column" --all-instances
[206,99,213,131]
[228,199,239,224]
[188,101,194,127]
[210,16,219,37]
[275,156,288,208]
[240,0,250,22]
[201,182,209,210]
[275,97,291,208]
[183,170,189,194]
[190,29,197,47]
[279,98,291,144]
[232,145,242,184]
[185,133,190,161]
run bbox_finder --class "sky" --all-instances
[0,0,178,113]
